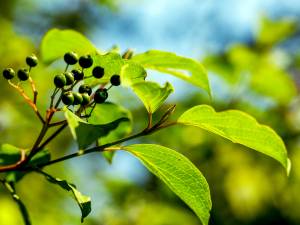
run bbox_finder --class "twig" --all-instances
[49,120,67,127]
[25,124,49,162]
[146,112,152,130]
[34,123,166,168]
[8,81,44,124]
[1,180,32,225]
[65,64,69,72]
[49,87,59,108]
[54,89,63,108]
[37,123,68,150]
[28,76,38,104]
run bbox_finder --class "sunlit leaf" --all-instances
[250,64,296,104]
[87,102,132,164]
[120,62,147,86]
[88,103,132,145]
[0,144,21,166]
[131,81,174,113]
[258,17,296,46]
[178,105,290,172]
[39,171,91,222]
[64,108,129,149]
[227,44,258,71]
[123,144,212,225]
[6,149,51,183]
[84,52,125,86]
[132,50,210,95]
[203,54,238,83]
[102,151,115,164]
[41,29,97,64]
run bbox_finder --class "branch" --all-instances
[34,121,178,169]
[0,123,67,173]
[34,131,144,168]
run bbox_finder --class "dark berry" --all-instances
[64,72,74,85]
[62,92,74,105]
[79,55,93,68]
[78,84,92,96]
[17,69,29,81]
[73,92,83,105]
[26,54,38,67]
[94,89,108,104]
[71,69,84,80]
[110,74,121,86]
[64,52,78,65]
[92,66,104,78]
[3,68,15,80]
[81,93,90,105]
[54,74,66,88]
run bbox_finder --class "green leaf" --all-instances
[123,144,211,225]
[64,108,129,149]
[87,102,132,164]
[120,62,147,86]
[258,17,296,46]
[29,150,51,167]
[38,170,91,222]
[41,29,97,64]
[84,52,125,86]
[132,50,210,95]
[132,81,174,113]
[83,52,146,88]
[6,149,51,183]
[102,151,115,164]
[178,105,290,172]
[88,102,132,145]
[0,144,22,166]
[250,64,296,104]
[203,54,238,83]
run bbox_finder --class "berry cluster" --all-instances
[3,54,38,81]
[53,52,120,107]
[2,51,122,117]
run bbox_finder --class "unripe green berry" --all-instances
[62,92,74,105]
[94,88,108,104]
[64,52,78,65]
[54,74,66,88]
[64,72,74,85]
[71,69,84,80]
[78,84,92,96]
[81,93,90,105]
[3,68,15,80]
[110,74,121,86]
[79,55,93,68]
[73,92,83,105]
[17,69,29,81]
[92,66,104,78]
[26,54,38,67]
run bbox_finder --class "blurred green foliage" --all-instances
[1,1,300,225]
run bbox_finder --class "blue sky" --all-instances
[92,0,300,58]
